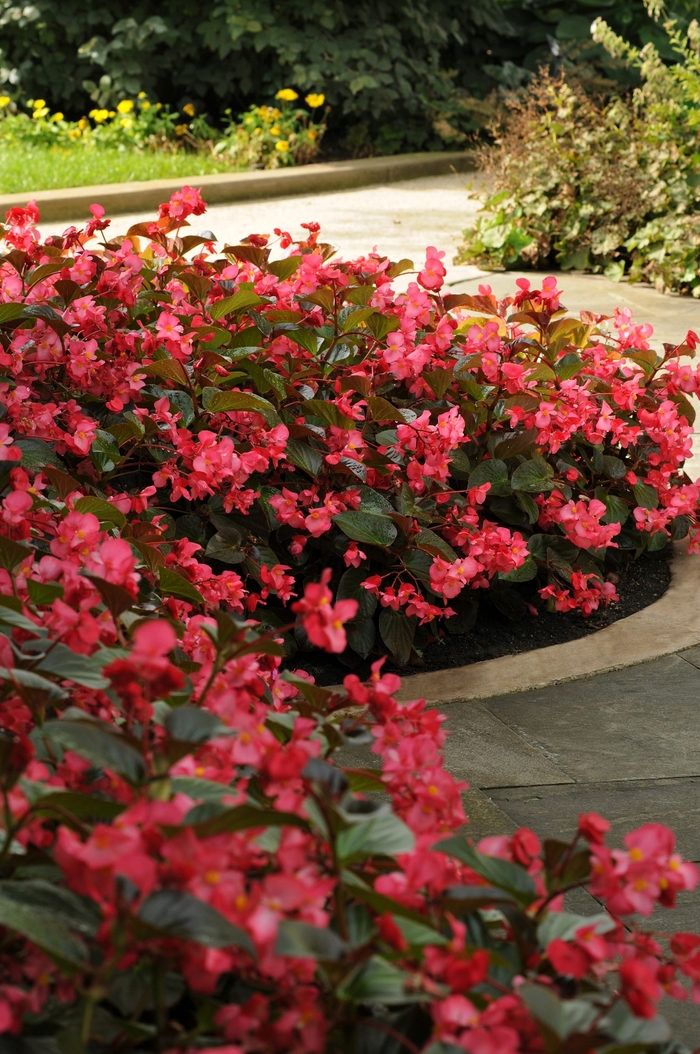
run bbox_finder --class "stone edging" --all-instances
[389,542,700,705]
[0,151,473,224]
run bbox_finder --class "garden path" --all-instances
[74,173,700,1045]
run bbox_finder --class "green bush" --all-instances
[457,6,700,296]
[0,1,689,155]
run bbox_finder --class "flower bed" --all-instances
[0,190,700,1049]
[0,193,698,668]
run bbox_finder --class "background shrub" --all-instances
[0,0,694,154]
[458,7,700,295]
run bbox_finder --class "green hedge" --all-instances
[0,0,691,152]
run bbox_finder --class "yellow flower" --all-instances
[89,108,110,123]
[275,139,290,152]
[78,118,88,130]
[141,101,151,111]
[138,91,147,99]
[276,88,298,102]
[33,99,45,109]
[305,93,325,109]
[32,107,49,119]
[0,96,11,108]
[120,117,134,129]
[308,128,318,140]
[270,125,281,136]
[175,123,189,136]
[117,99,134,114]
[68,127,81,139]
[51,112,63,122]
[183,102,195,117]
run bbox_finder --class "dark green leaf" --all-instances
[0,602,43,634]
[205,529,246,565]
[209,289,265,319]
[499,556,537,582]
[90,430,122,474]
[74,496,126,528]
[601,494,630,525]
[415,529,458,562]
[171,776,234,801]
[164,706,225,744]
[276,920,346,960]
[159,568,204,605]
[337,567,377,622]
[601,455,626,480]
[0,880,99,936]
[138,358,188,384]
[26,579,63,606]
[347,618,376,659]
[0,302,24,324]
[494,428,538,460]
[15,437,64,471]
[334,511,397,547]
[286,327,322,354]
[378,609,416,665]
[84,574,134,619]
[337,955,424,1004]
[192,803,309,837]
[468,459,510,496]
[367,396,408,423]
[269,256,302,280]
[337,814,415,863]
[39,719,145,783]
[302,399,354,429]
[365,314,400,340]
[0,896,88,967]
[0,666,66,701]
[36,642,110,689]
[138,889,254,955]
[511,459,555,492]
[518,983,597,1039]
[32,790,125,822]
[433,838,537,906]
[201,387,276,418]
[633,481,658,510]
[402,548,433,582]
[284,438,324,477]
[0,536,32,572]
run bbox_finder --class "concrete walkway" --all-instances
[452,651,700,1046]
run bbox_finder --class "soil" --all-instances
[290,552,673,687]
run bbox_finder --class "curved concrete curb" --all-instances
[391,542,700,705]
[0,151,473,224]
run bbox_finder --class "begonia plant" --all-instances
[0,190,699,1049]
[0,190,697,667]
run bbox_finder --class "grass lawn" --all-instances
[0,142,239,192]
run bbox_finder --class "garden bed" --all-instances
[292,551,672,686]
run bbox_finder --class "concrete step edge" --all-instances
[0,150,474,223]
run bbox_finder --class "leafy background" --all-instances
[0,0,697,154]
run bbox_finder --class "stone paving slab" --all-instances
[440,702,575,788]
[486,776,700,1046]
[482,654,700,783]
[487,777,700,861]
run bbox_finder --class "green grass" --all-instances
[0,142,239,193]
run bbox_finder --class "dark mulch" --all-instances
[291,552,672,687]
